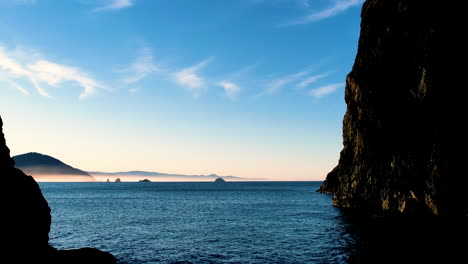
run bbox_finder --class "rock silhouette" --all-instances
[0,115,116,263]
[319,0,466,216]
[139,179,151,182]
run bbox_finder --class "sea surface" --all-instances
[39,181,458,264]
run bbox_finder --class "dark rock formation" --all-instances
[139,179,151,182]
[1,117,52,261]
[115,177,121,182]
[341,213,467,263]
[319,0,466,216]
[214,177,226,183]
[0,115,116,263]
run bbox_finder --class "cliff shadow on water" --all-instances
[336,210,467,264]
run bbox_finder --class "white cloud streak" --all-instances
[0,45,104,99]
[297,71,332,88]
[93,0,134,12]
[309,83,343,98]
[121,46,159,84]
[264,71,308,95]
[218,81,240,100]
[286,0,363,25]
[173,58,211,98]
[5,79,29,95]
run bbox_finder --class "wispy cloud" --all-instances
[285,0,363,25]
[297,0,310,8]
[121,46,159,84]
[228,63,259,80]
[28,60,104,99]
[0,45,105,99]
[93,0,134,12]
[297,71,332,88]
[173,58,212,98]
[5,79,29,95]
[263,71,308,95]
[309,83,343,98]
[218,81,240,100]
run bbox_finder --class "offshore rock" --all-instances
[318,0,466,216]
[0,115,117,263]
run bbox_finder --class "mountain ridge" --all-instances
[89,170,265,181]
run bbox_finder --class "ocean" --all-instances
[40,181,355,263]
[39,181,463,264]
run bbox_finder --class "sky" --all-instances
[0,0,363,181]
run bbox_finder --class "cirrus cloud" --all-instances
[309,83,343,98]
[120,45,159,84]
[218,81,240,100]
[284,0,364,26]
[92,0,134,12]
[173,58,212,98]
[0,45,105,99]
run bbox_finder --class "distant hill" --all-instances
[13,152,96,182]
[89,171,265,182]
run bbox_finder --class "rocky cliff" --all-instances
[1,116,52,260]
[319,0,466,216]
[0,115,116,263]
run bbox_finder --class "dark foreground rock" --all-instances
[341,210,468,263]
[319,0,466,216]
[0,115,116,263]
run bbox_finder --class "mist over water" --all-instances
[31,174,97,182]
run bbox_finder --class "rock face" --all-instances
[318,0,466,216]
[1,117,52,260]
[0,115,116,263]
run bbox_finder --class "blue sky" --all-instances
[0,0,363,180]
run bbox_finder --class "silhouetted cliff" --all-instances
[0,115,116,263]
[319,0,466,216]
[1,116,52,260]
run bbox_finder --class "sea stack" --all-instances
[318,0,466,216]
[214,177,226,183]
[139,179,151,182]
[0,115,116,263]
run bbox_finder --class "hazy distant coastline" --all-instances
[89,171,266,182]
[12,152,266,182]
[13,152,97,182]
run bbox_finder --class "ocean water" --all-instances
[40,182,356,263]
[39,181,463,264]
